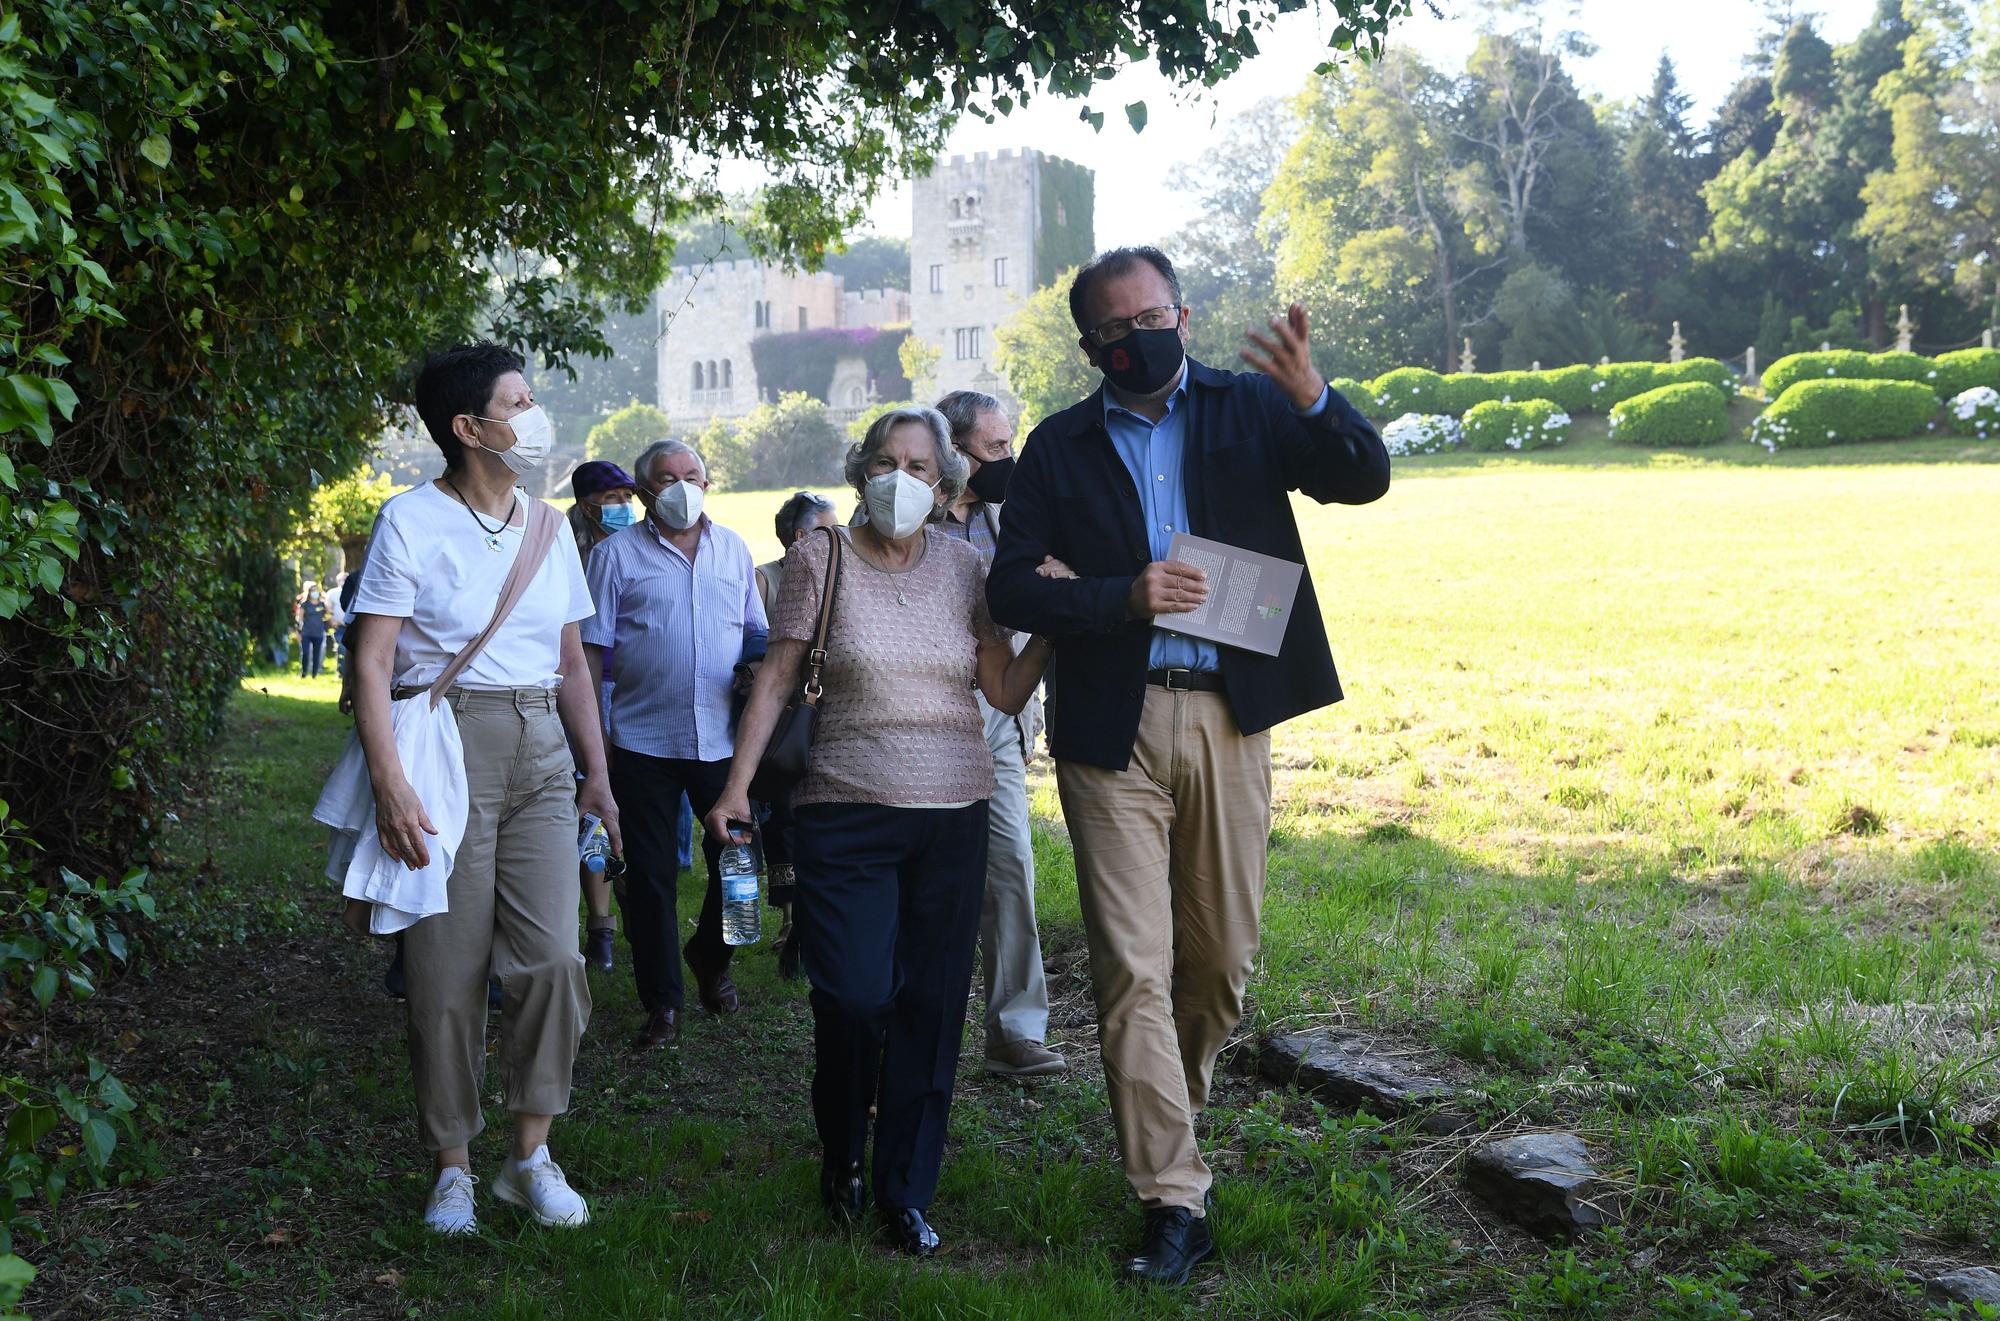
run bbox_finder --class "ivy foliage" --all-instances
[747,328,910,406]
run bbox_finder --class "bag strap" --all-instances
[428,496,564,709]
[800,526,843,705]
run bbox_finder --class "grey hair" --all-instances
[633,438,704,484]
[843,407,968,512]
[934,390,1005,446]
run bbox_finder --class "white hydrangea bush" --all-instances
[1949,386,2000,439]
[1379,412,1462,456]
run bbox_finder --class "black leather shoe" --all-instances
[820,1161,866,1224]
[1125,1207,1214,1286]
[881,1206,940,1258]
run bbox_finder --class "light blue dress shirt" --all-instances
[1102,365,1328,672]
[579,517,767,761]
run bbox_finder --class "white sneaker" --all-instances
[492,1145,590,1227]
[423,1166,478,1235]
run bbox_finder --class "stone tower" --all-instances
[910,148,1094,403]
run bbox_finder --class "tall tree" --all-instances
[1162,98,1292,369]
[1859,0,2000,328]
[1622,56,1707,326]
[1701,8,1913,342]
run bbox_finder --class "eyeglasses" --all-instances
[1086,303,1180,347]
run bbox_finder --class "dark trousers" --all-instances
[762,793,797,905]
[299,635,326,677]
[609,746,731,1012]
[795,801,988,1212]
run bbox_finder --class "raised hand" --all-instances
[1240,302,1327,411]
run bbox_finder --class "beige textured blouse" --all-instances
[773,526,1010,808]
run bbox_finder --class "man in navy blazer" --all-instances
[987,246,1389,1286]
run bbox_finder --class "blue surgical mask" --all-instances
[598,502,635,531]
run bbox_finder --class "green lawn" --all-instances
[38,444,2000,1319]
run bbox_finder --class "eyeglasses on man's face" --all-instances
[1086,303,1181,347]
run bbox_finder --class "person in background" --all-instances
[706,408,1056,1258]
[986,246,1390,1286]
[330,570,352,679]
[753,490,839,974]
[348,341,614,1235]
[583,439,767,1049]
[934,391,1065,1080]
[565,460,642,973]
[295,581,333,678]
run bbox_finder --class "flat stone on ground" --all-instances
[1464,1132,1614,1235]
[1258,1029,1456,1116]
[1934,1267,2000,1308]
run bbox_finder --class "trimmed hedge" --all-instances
[1749,379,1939,451]
[1364,359,1729,419]
[1463,397,1571,451]
[1606,382,1731,446]
[1931,348,2000,399]
[1328,377,1371,407]
[1369,366,1443,415]
[1759,347,2000,401]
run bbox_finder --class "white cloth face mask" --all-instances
[472,404,552,476]
[863,469,938,539]
[652,479,705,530]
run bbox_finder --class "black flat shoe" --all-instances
[820,1161,866,1224]
[881,1206,939,1258]
[1125,1207,1214,1286]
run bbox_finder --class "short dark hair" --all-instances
[1068,246,1182,336]
[413,343,524,472]
[934,389,1004,446]
[773,490,835,545]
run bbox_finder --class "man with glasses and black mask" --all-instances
[935,390,1065,1082]
[986,247,1390,1287]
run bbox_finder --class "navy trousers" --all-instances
[609,746,731,1013]
[794,801,988,1212]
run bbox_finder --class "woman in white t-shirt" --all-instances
[348,343,619,1236]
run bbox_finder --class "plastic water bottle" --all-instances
[719,820,762,946]
[578,814,613,874]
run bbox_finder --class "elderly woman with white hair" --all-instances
[706,407,1054,1256]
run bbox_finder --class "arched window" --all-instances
[849,386,864,407]
[706,360,719,392]
[754,301,765,329]
[951,198,961,219]
[964,193,978,218]
[691,362,703,391]
[722,360,733,388]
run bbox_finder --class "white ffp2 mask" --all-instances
[472,404,553,476]
[863,469,938,539]
[653,479,705,530]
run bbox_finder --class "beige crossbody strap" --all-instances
[428,497,564,708]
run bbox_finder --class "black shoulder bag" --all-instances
[749,526,843,802]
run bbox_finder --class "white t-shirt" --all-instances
[352,482,594,690]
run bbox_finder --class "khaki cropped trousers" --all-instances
[403,687,592,1151]
[1055,687,1272,1213]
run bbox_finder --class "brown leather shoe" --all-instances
[696,970,740,1015]
[631,1006,679,1049]
[684,942,742,1015]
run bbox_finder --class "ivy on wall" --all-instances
[747,326,912,404]
[1037,157,1099,290]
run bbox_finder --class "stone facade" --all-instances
[655,261,848,424]
[910,148,1095,404]
[654,147,1092,430]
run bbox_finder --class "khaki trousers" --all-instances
[1055,688,1272,1212]
[404,687,592,1151]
